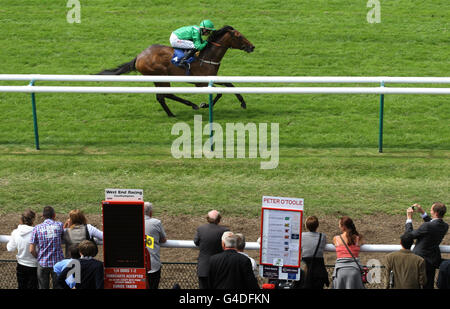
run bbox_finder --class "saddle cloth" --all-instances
[171,49,195,67]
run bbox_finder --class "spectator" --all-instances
[62,209,103,258]
[193,210,229,289]
[208,231,259,289]
[29,206,64,289]
[301,215,329,289]
[53,244,81,289]
[6,209,38,289]
[332,216,365,289]
[437,259,450,289]
[406,202,448,289]
[385,232,427,289]
[144,201,167,289]
[235,232,258,278]
[58,240,104,289]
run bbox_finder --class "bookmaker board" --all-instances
[102,191,147,289]
[259,196,304,281]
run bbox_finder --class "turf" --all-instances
[0,0,448,217]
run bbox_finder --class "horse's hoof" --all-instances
[200,103,209,108]
[241,103,247,109]
[192,104,199,110]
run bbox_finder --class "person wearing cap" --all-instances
[169,19,216,68]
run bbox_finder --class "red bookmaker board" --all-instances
[102,200,147,289]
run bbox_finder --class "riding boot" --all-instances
[179,49,197,69]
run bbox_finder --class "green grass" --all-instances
[0,1,449,217]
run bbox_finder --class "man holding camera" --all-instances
[406,202,448,289]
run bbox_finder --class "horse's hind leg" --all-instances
[164,94,199,110]
[155,82,198,111]
[156,93,175,117]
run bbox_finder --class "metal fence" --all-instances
[0,259,390,289]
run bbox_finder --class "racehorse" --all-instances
[97,26,255,117]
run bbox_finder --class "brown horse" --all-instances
[97,26,255,117]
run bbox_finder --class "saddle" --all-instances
[171,49,195,68]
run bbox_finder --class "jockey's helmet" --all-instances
[200,20,216,31]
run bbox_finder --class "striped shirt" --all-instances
[30,219,64,267]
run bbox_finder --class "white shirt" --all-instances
[406,212,429,224]
[7,224,38,267]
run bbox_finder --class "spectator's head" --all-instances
[207,210,221,224]
[68,209,87,226]
[400,233,414,250]
[144,202,153,217]
[235,233,246,251]
[221,231,237,249]
[431,202,446,218]
[42,206,56,220]
[339,216,360,245]
[20,209,36,226]
[78,240,98,258]
[68,244,81,259]
[305,216,319,232]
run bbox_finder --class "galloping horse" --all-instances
[97,26,255,117]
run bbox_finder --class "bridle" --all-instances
[199,40,228,66]
[199,31,246,66]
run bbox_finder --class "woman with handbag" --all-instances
[300,216,330,289]
[332,216,365,289]
[62,209,103,258]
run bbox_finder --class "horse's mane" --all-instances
[208,25,234,43]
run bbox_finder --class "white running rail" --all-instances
[1,235,449,253]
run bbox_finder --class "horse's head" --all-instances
[208,26,255,53]
[228,29,255,53]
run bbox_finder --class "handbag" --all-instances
[299,233,329,288]
[85,225,98,254]
[339,235,369,284]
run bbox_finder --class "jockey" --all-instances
[170,20,216,68]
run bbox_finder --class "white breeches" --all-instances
[170,32,195,50]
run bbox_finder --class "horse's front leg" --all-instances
[200,93,222,108]
[214,82,247,109]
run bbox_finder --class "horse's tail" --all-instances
[96,57,137,75]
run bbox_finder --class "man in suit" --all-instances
[208,231,259,289]
[385,232,427,288]
[194,210,229,289]
[406,202,448,289]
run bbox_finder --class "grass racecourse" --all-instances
[0,1,448,217]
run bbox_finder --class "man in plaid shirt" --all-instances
[30,206,64,289]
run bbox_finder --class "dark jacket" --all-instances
[437,259,450,289]
[194,223,229,277]
[208,249,259,289]
[405,215,448,267]
[58,258,104,289]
